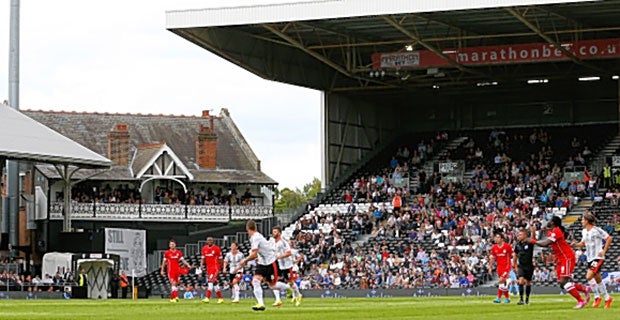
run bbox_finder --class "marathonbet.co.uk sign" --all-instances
[371,38,620,69]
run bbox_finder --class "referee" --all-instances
[513,227,535,305]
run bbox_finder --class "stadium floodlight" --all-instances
[612,75,619,80]
[527,79,548,84]
[578,76,600,81]
[405,45,414,51]
[432,84,440,89]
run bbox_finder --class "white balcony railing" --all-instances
[47,202,272,222]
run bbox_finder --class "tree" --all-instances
[302,177,321,199]
[275,187,304,213]
[274,177,321,213]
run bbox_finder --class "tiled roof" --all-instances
[190,169,277,184]
[36,165,134,181]
[23,110,255,172]
[131,143,164,176]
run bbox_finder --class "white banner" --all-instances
[104,228,147,277]
[376,52,420,69]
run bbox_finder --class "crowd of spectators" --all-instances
[0,259,77,293]
[35,125,617,293]
[294,240,487,290]
[288,126,610,290]
[336,134,449,208]
[290,194,562,289]
[65,184,259,206]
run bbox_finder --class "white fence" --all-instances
[46,202,272,222]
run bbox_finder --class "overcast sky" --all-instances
[0,0,321,190]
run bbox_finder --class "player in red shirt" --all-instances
[488,233,513,303]
[160,239,192,302]
[534,215,591,309]
[200,237,223,303]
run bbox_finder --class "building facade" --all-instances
[5,109,276,268]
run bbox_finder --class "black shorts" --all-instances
[517,267,534,281]
[255,262,279,284]
[588,259,604,274]
[278,267,291,282]
[229,272,242,283]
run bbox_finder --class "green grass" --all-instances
[0,295,617,320]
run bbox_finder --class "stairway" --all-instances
[409,136,469,193]
[589,133,620,177]
[557,199,591,230]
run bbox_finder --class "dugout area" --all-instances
[166,0,620,187]
[42,252,120,299]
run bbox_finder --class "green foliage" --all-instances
[303,177,322,199]
[275,187,305,213]
[274,177,321,213]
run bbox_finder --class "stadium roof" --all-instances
[166,0,592,28]
[166,0,620,93]
[0,105,112,168]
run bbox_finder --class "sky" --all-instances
[0,0,321,191]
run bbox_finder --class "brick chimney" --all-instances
[108,123,130,167]
[196,112,218,169]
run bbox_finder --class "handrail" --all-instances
[45,202,272,222]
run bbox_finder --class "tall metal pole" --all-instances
[6,0,21,257]
[0,159,4,246]
[63,165,72,232]
[320,91,327,191]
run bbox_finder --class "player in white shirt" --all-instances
[289,241,305,303]
[223,242,245,303]
[233,220,290,311]
[572,213,613,308]
[271,227,302,307]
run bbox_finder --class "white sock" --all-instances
[292,283,301,298]
[597,280,610,300]
[273,290,281,302]
[252,280,264,305]
[589,279,600,298]
[273,281,290,291]
[233,284,240,299]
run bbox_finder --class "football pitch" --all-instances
[0,295,617,320]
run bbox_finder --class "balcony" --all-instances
[45,202,272,222]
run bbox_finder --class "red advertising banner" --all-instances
[371,38,620,69]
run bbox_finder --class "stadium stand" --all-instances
[132,124,620,295]
[3,121,618,296]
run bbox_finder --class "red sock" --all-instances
[497,289,502,298]
[573,283,586,292]
[207,290,212,299]
[216,290,222,299]
[504,290,510,299]
[171,289,178,300]
[566,286,583,302]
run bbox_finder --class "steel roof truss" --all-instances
[262,23,398,89]
[505,7,609,75]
